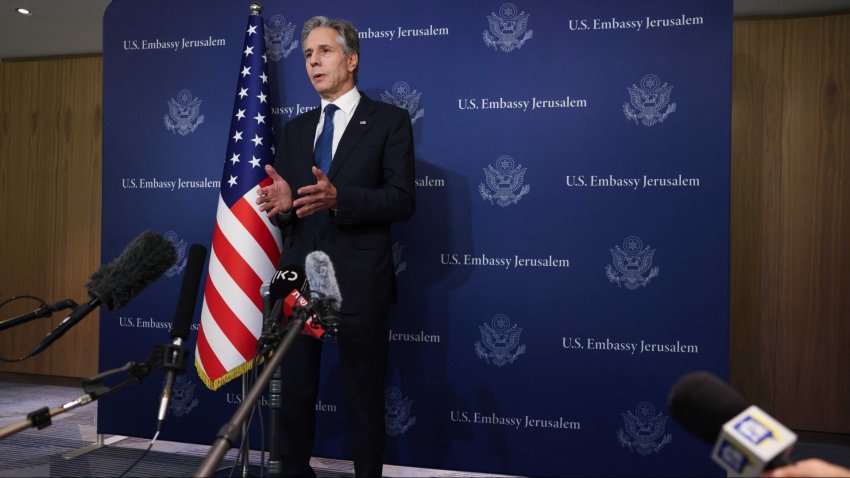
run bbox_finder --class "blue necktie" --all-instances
[314,104,339,174]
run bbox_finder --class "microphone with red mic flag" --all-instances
[266,264,326,340]
[262,250,343,346]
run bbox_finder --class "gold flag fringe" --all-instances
[195,354,269,391]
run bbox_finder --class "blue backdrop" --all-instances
[100,1,731,475]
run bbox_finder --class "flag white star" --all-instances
[262,54,268,63]
[229,153,240,165]
[271,144,276,154]
[228,175,238,187]
[257,92,268,103]
[244,46,254,57]
[250,156,262,168]
[260,72,268,84]
[235,109,246,120]
[251,134,263,146]
[254,113,266,124]
[247,25,258,35]
[238,88,248,99]
[241,66,251,77]
[233,130,243,142]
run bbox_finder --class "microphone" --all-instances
[31,230,177,356]
[46,299,79,312]
[304,251,342,308]
[304,251,342,334]
[0,299,78,332]
[261,281,272,317]
[267,264,323,339]
[669,372,797,476]
[157,244,207,426]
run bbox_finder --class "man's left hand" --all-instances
[293,166,338,218]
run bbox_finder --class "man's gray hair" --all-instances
[302,16,360,83]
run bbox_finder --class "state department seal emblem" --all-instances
[623,74,677,127]
[169,375,199,417]
[479,155,531,207]
[162,231,188,278]
[381,81,424,124]
[617,401,672,455]
[606,236,660,290]
[164,89,204,136]
[264,14,298,61]
[483,3,533,53]
[392,241,407,277]
[385,386,416,436]
[475,314,526,367]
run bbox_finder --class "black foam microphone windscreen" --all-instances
[87,230,178,310]
[30,230,177,357]
[668,371,748,444]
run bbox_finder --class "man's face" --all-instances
[304,27,357,101]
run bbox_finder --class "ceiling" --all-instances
[1,0,850,61]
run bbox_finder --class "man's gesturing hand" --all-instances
[293,166,338,218]
[256,164,293,216]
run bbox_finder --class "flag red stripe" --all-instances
[231,196,279,265]
[204,272,257,360]
[212,222,264,311]
[196,316,227,381]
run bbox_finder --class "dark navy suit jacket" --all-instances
[274,94,416,314]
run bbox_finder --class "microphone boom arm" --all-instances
[0,354,157,441]
[195,311,308,477]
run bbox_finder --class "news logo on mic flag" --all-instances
[195,7,282,391]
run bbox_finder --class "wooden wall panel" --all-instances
[730,13,850,433]
[729,19,785,414]
[0,57,102,378]
[1,61,61,375]
[775,15,850,432]
[48,58,103,377]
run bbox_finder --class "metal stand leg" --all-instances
[268,365,282,477]
[241,376,250,477]
[63,433,128,459]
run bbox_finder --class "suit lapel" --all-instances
[328,95,376,181]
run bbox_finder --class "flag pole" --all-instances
[240,6,263,477]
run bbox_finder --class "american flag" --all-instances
[195,11,282,390]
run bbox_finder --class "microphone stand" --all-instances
[0,358,154,440]
[264,297,284,478]
[194,308,308,478]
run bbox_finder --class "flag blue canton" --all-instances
[221,15,276,207]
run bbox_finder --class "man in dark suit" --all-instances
[256,15,415,478]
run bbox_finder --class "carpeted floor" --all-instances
[0,381,305,477]
[1,380,848,477]
[0,381,499,477]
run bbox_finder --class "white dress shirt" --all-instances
[314,87,362,161]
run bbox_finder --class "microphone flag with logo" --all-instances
[194,5,282,391]
[268,265,325,339]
